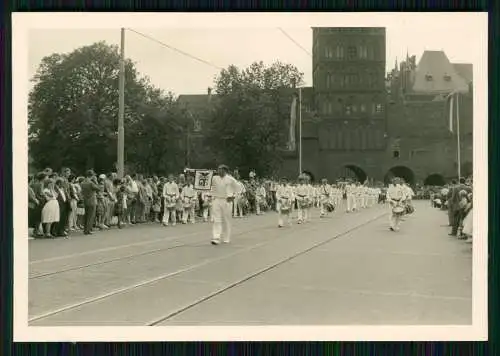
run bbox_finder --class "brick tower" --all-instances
[312,27,387,155]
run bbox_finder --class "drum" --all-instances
[325,202,335,212]
[279,197,291,212]
[392,204,405,214]
[183,196,193,209]
[297,196,308,209]
[165,195,177,209]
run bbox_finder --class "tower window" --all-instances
[347,46,357,59]
[336,45,344,59]
[393,150,400,158]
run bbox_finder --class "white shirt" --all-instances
[256,186,266,198]
[277,184,294,199]
[387,184,406,202]
[163,182,179,198]
[181,184,196,199]
[295,184,309,198]
[129,180,139,193]
[319,184,332,196]
[211,174,240,199]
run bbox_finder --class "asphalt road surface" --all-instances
[28,201,472,326]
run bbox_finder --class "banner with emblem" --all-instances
[193,169,214,190]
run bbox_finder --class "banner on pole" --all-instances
[288,94,297,151]
[448,93,455,133]
[194,169,214,190]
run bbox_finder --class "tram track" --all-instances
[29,220,289,279]
[28,209,387,324]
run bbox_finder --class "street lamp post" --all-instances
[298,87,303,175]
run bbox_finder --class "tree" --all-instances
[205,61,304,177]
[28,41,186,174]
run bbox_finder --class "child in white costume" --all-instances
[162,175,179,226]
[276,178,294,227]
[255,182,267,215]
[201,191,213,222]
[387,178,407,231]
[181,177,196,224]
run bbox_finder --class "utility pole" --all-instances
[298,87,303,175]
[117,28,125,178]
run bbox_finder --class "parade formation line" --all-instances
[29,207,387,325]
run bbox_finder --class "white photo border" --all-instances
[12,12,488,341]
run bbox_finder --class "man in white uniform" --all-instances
[386,177,407,231]
[319,179,332,217]
[276,177,294,227]
[211,165,240,245]
[255,182,267,215]
[295,174,309,224]
[345,180,356,213]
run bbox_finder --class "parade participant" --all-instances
[277,177,294,227]
[355,181,363,210]
[162,174,179,226]
[81,170,102,235]
[305,175,315,222]
[233,179,246,218]
[210,164,239,245]
[201,190,213,222]
[269,178,278,212]
[295,174,309,224]
[345,179,356,213]
[387,177,407,232]
[181,176,196,224]
[403,182,415,215]
[176,174,186,223]
[333,183,342,209]
[255,181,267,215]
[319,179,333,217]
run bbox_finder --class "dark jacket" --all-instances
[80,178,101,206]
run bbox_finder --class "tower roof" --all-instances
[411,50,470,94]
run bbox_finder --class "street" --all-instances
[28,201,472,326]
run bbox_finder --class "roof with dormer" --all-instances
[411,50,470,94]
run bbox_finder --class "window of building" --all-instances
[425,74,433,81]
[375,104,383,113]
[347,46,357,59]
[359,45,368,59]
[336,45,344,59]
[393,150,400,158]
[339,75,345,88]
[345,104,352,115]
[352,104,357,113]
[443,73,452,81]
[360,103,366,112]
[328,102,333,114]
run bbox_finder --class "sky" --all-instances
[26,13,486,96]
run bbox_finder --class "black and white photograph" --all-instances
[13,13,487,341]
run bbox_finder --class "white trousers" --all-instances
[183,206,195,224]
[202,205,212,222]
[278,210,291,226]
[163,206,176,225]
[389,203,402,230]
[212,198,232,242]
[256,197,264,215]
[233,196,244,217]
[347,194,356,212]
[319,197,329,215]
[297,204,308,222]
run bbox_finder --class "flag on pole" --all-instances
[288,94,297,151]
[448,92,455,133]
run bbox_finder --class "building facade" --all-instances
[178,27,473,186]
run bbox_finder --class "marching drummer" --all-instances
[319,178,332,218]
[386,177,407,232]
[295,174,309,224]
[162,174,179,226]
[277,177,294,227]
[181,176,196,224]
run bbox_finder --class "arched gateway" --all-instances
[340,165,367,183]
[384,166,415,185]
[424,173,446,186]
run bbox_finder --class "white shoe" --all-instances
[222,239,230,244]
